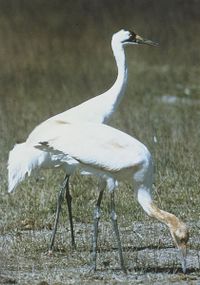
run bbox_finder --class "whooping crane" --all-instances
[8,29,158,250]
[33,121,189,273]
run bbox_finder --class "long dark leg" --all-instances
[91,189,104,271]
[110,191,126,273]
[65,176,76,247]
[91,180,106,271]
[49,175,69,253]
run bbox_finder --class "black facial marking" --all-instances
[122,31,137,43]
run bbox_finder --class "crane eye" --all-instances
[128,34,132,40]
[129,33,135,41]
[123,32,136,43]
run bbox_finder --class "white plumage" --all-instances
[8,118,188,272]
[34,121,188,273]
[36,121,151,176]
[7,27,189,272]
[8,29,157,250]
[8,29,157,193]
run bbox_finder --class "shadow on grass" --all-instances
[93,266,199,275]
[88,244,174,253]
[128,266,199,275]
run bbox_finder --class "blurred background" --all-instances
[0,0,200,231]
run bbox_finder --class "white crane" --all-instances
[30,121,188,273]
[8,29,157,250]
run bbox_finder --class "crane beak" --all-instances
[178,243,187,274]
[135,35,159,47]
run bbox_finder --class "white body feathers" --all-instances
[8,30,134,193]
[8,29,157,193]
[35,122,153,192]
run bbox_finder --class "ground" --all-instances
[1,221,200,284]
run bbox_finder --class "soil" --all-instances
[0,222,200,284]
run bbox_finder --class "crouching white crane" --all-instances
[32,121,188,273]
[8,29,158,250]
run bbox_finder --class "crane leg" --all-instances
[65,175,76,248]
[49,175,69,253]
[91,187,104,271]
[110,191,126,273]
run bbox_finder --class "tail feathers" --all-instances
[8,142,45,193]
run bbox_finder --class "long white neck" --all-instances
[49,39,128,124]
[108,41,128,111]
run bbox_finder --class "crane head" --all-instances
[169,221,189,273]
[112,29,158,47]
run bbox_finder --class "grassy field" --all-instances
[0,1,200,284]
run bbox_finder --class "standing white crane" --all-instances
[30,121,188,273]
[8,29,157,250]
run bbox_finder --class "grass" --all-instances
[0,0,200,283]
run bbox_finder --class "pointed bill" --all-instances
[179,244,187,274]
[135,35,159,47]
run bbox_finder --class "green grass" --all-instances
[0,1,200,283]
